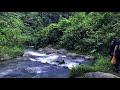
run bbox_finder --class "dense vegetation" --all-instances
[69,54,112,78]
[0,12,73,58]
[36,12,120,55]
[1,12,120,77]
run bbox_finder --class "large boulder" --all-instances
[57,49,67,54]
[45,48,57,54]
[23,52,33,57]
[0,54,12,60]
[84,72,120,78]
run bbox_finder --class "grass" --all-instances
[69,54,113,78]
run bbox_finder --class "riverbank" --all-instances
[69,55,112,78]
[52,45,120,78]
[0,46,91,78]
[0,45,119,78]
[27,46,120,78]
[67,50,120,78]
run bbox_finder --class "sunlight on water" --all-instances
[24,50,46,56]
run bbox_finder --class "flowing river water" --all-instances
[0,49,92,78]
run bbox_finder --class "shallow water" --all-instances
[0,49,91,78]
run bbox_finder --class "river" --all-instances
[0,49,92,78]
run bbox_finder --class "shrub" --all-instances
[69,54,112,78]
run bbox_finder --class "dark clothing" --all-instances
[109,40,120,73]
[115,40,120,57]
[115,40,120,72]
[114,61,120,72]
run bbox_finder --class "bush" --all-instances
[69,54,112,78]
[0,46,23,58]
[69,65,96,78]
[37,24,63,47]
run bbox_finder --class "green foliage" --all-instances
[69,65,96,78]
[38,12,74,26]
[0,46,23,58]
[0,12,31,58]
[37,24,63,47]
[94,55,112,72]
[69,55,112,78]
[36,12,120,54]
[1,12,120,60]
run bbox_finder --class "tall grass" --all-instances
[69,54,112,78]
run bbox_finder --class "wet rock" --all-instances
[57,49,67,54]
[58,60,65,64]
[55,61,60,63]
[84,55,95,60]
[4,54,12,60]
[23,53,33,57]
[66,53,95,61]
[84,72,120,78]
[44,47,57,54]
[46,51,57,55]
[15,56,22,60]
[55,56,65,64]
[67,53,79,57]
[38,48,44,52]
[0,54,12,60]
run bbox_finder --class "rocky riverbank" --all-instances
[38,46,95,61]
[0,45,119,78]
[77,72,120,78]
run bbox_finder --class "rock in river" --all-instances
[0,54,12,60]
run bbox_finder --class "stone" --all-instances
[84,55,95,60]
[84,72,120,78]
[55,61,60,63]
[3,54,12,60]
[46,51,57,54]
[66,53,80,57]
[57,49,67,54]
[43,47,57,54]
[0,54,12,60]
[23,52,31,57]
[58,60,65,64]
[0,58,4,61]
[38,48,44,52]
